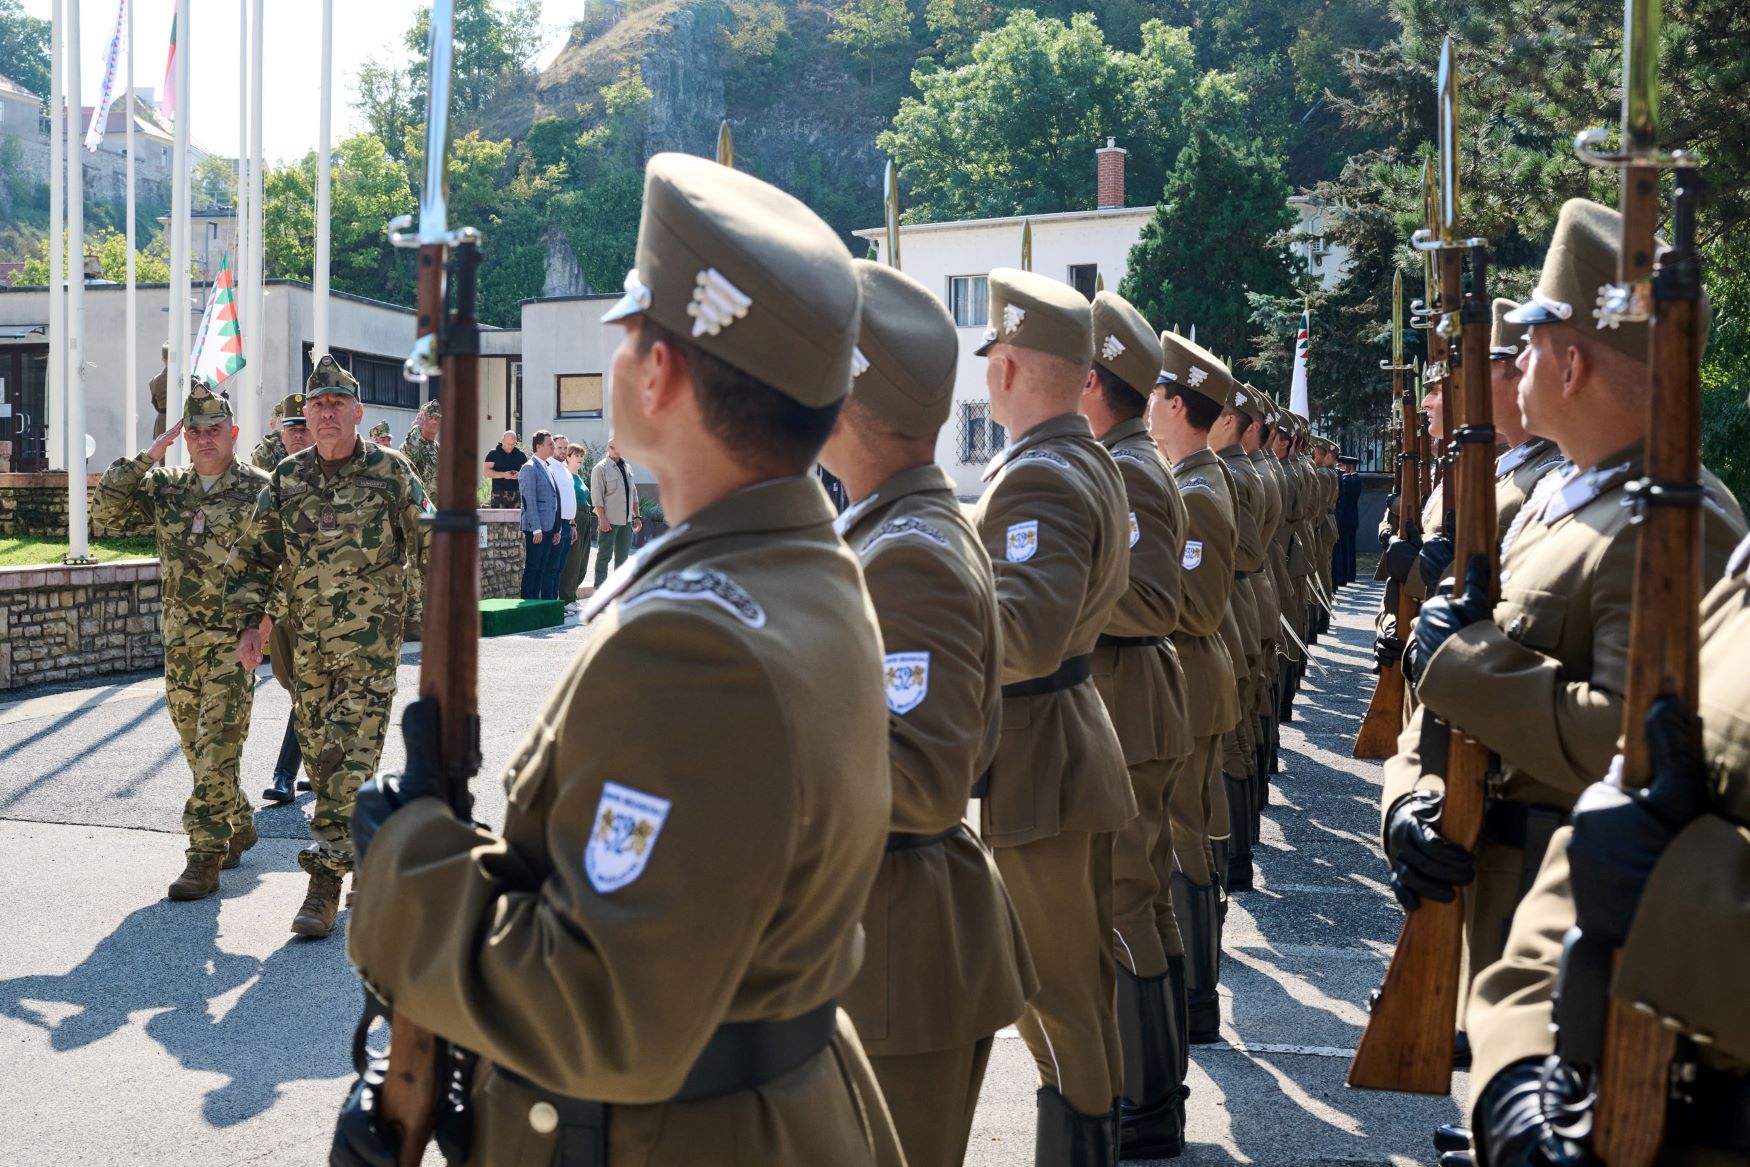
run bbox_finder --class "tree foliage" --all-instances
[18,227,174,284]
[262,133,418,306]
[0,0,50,100]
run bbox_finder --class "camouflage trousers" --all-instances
[290,638,401,878]
[164,636,257,858]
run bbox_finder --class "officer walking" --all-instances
[399,398,442,496]
[227,356,428,939]
[93,381,269,899]
[262,392,314,803]
[821,259,1035,1167]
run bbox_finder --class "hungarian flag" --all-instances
[1289,301,1311,417]
[160,12,176,120]
[191,254,246,387]
[84,0,128,152]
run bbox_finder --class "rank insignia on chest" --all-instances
[1128,512,1139,548]
[1182,540,1203,570]
[320,504,338,530]
[884,651,931,716]
[585,781,672,894]
[190,511,206,535]
[1006,520,1039,562]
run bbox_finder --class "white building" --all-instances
[1287,196,1350,290]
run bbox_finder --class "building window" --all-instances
[957,400,1007,465]
[1067,264,1098,301]
[557,373,604,418]
[302,344,420,410]
[947,275,989,329]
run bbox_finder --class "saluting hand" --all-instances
[147,420,183,463]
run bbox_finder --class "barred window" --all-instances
[957,400,1007,465]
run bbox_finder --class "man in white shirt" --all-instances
[544,434,578,602]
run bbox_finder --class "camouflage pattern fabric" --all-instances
[251,431,288,472]
[399,430,440,496]
[226,437,428,876]
[93,452,269,857]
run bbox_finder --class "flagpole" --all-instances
[65,0,90,559]
[168,0,191,465]
[242,0,264,442]
[47,0,65,475]
[313,0,332,358]
[124,0,136,456]
[234,0,251,432]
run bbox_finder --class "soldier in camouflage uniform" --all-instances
[398,399,441,496]
[367,420,392,447]
[227,355,428,938]
[262,392,314,802]
[251,396,289,472]
[93,379,270,901]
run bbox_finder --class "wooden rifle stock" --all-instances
[1354,364,1420,758]
[1349,239,1495,1094]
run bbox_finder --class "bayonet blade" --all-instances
[1437,37,1459,241]
[1392,270,1404,364]
[716,120,734,169]
[883,159,901,270]
[417,0,454,245]
[1021,218,1033,272]
[1623,0,1660,155]
[1422,158,1439,307]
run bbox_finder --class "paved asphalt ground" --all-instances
[0,578,1464,1165]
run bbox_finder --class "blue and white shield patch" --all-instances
[1006,520,1039,562]
[884,651,930,715]
[1182,540,1204,570]
[1128,512,1140,548]
[585,781,672,894]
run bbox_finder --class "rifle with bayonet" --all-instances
[355,3,485,1161]
[1349,38,1497,1095]
[1557,0,1700,1156]
[1354,271,1418,758]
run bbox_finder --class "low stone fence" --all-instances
[0,559,163,692]
[0,472,145,539]
[480,508,524,600]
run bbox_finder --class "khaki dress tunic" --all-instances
[1219,445,1267,778]
[348,477,904,1166]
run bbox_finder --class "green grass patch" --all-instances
[0,536,159,567]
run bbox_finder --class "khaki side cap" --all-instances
[976,267,1093,367]
[850,259,957,438]
[1091,290,1164,397]
[1157,329,1234,408]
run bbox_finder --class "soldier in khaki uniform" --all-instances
[1244,392,1285,793]
[227,356,429,938]
[331,154,902,1167]
[262,393,314,804]
[971,267,1135,1160]
[1381,200,1746,1048]
[1078,292,1194,1158]
[1151,330,1241,1045]
[1218,385,1272,891]
[1466,543,1750,1164]
[93,381,269,899]
[820,260,1035,1167]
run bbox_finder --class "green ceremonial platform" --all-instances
[479,598,566,637]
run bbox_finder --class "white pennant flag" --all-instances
[83,0,129,153]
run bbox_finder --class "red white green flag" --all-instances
[160,12,176,120]
[190,254,246,387]
[1289,301,1310,417]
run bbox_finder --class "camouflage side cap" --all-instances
[1505,197,1710,363]
[1157,329,1233,409]
[419,398,443,418]
[1490,298,1524,358]
[306,353,360,398]
[182,378,233,427]
[601,153,859,408]
[849,259,957,439]
[1090,290,1164,397]
[369,421,391,438]
[277,392,307,427]
[1230,382,1265,425]
[974,267,1093,366]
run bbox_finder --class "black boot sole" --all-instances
[261,784,294,804]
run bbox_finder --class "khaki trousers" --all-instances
[994,830,1121,1115]
[867,1037,995,1167]
[1166,735,1220,887]
[1113,753,1185,971]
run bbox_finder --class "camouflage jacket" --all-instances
[250,431,287,472]
[399,430,439,496]
[226,438,429,653]
[93,453,270,645]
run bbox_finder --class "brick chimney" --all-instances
[1096,137,1127,209]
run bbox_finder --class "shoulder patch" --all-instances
[884,651,931,715]
[1005,520,1039,562]
[862,516,950,554]
[584,781,671,894]
[621,567,766,628]
[1111,448,1153,466]
[1017,448,1072,469]
[1182,540,1204,570]
[1128,511,1140,548]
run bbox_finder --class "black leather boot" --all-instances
[1254,739,1272,817]
[1034,1086,1117,1167]
[1165,954,1190,1081]
[1223,773,1254,892]
[1170,873,1222,1043]
[1434,1124,1471,1153]
[262,720,302,804]
[1452,1030,1472,1068]
[1116,966,1189,1160]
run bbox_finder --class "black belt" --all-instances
[1002,653,1091,698]
[1670,1062,1750,1153]
[1479,800,1570,850]
[1096,634,1161,648]
[886,824,963,851]
[1234,570,1248,580]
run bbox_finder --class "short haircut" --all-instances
[1094,366,1147,421]
[1166,384,1221,432]
[160,341,169,359]
[531,428,553,451]
[636,318,843,476]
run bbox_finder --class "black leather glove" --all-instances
[1475,1057,1598,1167]
[1385,790,1475,911]
[1379,496,1400,550]
[1418,533,1455,593]
[352,697,443,867]
[1374,633,1405,671]
[331,1058,396,1167]
[1382,535,1422,583]
[1409,555,1492,686]
[1567,697,1710,946]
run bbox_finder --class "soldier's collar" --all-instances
[1495,436,1554,478]
[833,463,954,538]
[982,411,1092,481]
[1097,416,1149,449]
[1539,445,1641,524]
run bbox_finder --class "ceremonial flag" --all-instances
[1290,301,1311,417]
[84,0,129,152]
[190,254,246,387]
[160,12,176,120]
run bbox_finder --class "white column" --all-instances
[47,0,64,472]
[235,0,249,394]
[242,0,264,441]
[66,0,88,558]
[167,0,191,465]
[312,0,332,358]
[124,0,136,455]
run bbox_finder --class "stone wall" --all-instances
[0,559,162,691]
[480,509,524,600]
[0,473,145,539]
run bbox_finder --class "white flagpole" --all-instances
[234,0,251,426]
[313,0,332,358]
[48,0,64,475]
[124,0,136,456]
[66,0,89,559]
[168,0,191,464]
[242,0,264,442]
